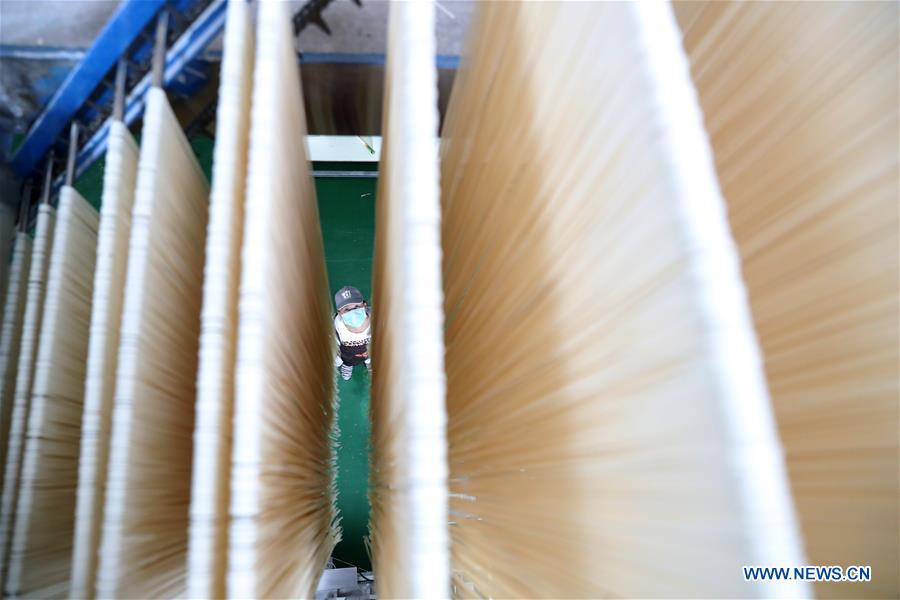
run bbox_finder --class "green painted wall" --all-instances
[74,134,215,209]
[74,144,376,572]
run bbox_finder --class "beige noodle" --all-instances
[440,2,806,597]
[675,2,899,597]
[0,232,32,482]
[69,120,138,599]
[0,204,55,589]
[369,1,449,597]
[187,1,253,598]
[5,187,98,598]
[227,0,337,597]
[97,87,208,598]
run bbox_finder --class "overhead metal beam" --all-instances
[9,0,167,177]
[64,122,79,187]
[0,46,87,61]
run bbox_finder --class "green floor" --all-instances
[315,176,376,572]
[76,140,376,572]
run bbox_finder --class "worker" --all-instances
[333,285,371,380]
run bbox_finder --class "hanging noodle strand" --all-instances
[70,119,139,599]
[0,232,33,483]
[369,1,450,596]
[97,87,208,598]
[228,0,338,596]
[439,3,807,597]
[676,2,899,596]
[5,187,98,598]
[188,0,254,597]
[0,204,55,589]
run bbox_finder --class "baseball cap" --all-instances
[334,286,364,311]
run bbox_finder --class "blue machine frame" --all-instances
[74,0,226,183]
[8,0,459,190]
[9,0,165,177]
[9,0,227,183]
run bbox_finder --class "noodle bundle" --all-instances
[0,232,32,480]
[188,0,254,597]
[97,87,208,598]
[369,1,449,597]
[440,2,806,597]
[5,187,98,598]
[676,2,899,596]
[0,204,55,588]
[227,0,337,596]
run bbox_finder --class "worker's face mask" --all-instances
[342,307,367,328]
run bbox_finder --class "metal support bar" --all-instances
[0,46,87,61]
[113,59,127,121]
[17,181,33,232]
[65,122,79,186]
[41,153,54,205]
[152,10,169,88]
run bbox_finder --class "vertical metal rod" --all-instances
[113,58,127,121]
[41,152,55,205]
[151,10,169,88]
[65,122,79,187]
[18,181,33,232]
